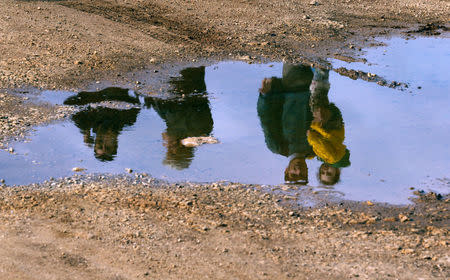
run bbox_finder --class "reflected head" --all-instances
[284,157,308,184]
[318,164,341,185]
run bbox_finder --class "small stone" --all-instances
[181,136,219,147]
[398,214,409,222]
[309,0,319,5]
[72,167,86,172]
[0,179,4,183]
[125,168,133,173]
[74,60,83,65]
[383,217,396,222]
[401,248,414,254]
[366,201,374,206]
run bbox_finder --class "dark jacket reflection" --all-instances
[145,66,213,170]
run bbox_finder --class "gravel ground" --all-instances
[0,175,448,279]
[1,0,449,89]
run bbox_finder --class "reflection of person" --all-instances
[307,68,350,185]
[258,64,315,184]
[145,66,213,170]
[65,87,140,161]
[64,87,140,106]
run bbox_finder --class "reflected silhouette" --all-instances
[145,66,213,170]
[64,87,140,106]
[258,64,315,184]
[308,68,350,185]
[64,87,141,161]
[258,64,350,185]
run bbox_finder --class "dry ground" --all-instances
[0,177,448,279]
[0,0,449,89]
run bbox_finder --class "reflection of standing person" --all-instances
[258,64,315,184]
[145,66,213,170]
[64,87,141,161]
[307,68,350,185]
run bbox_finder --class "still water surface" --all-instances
[1,36,449,204]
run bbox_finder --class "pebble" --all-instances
[72,167,86,172]
[399,214,409,222]
[180,136,219,147]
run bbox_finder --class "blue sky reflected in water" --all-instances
[0,36,449,204]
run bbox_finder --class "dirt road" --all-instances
[1,0,448,89]
[0,177,449,279]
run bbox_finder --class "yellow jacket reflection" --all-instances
[307,122,346,165]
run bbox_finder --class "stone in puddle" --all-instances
[180,136,219,147]
[72,167,86,172]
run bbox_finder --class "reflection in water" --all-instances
[258,64,350,185]
[308,68,350,185]
[64,88,141,161]
[62,68,214,167]
[5,41,449,203]
[62,66,349,180]
[145,67,213,169]
[258,64,314,184]
[64,87,140,106]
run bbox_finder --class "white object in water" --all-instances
[180,136,219,147]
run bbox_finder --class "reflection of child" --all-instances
[145,66,213,170]
[307,68,350,185]
[258,64,314,184]
[72,107,140,162]
[308,108,346,165]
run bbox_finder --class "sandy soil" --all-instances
[0,176,448,279]
[1,0,449,89]
[0,0,449,279]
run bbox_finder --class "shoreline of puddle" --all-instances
[0,35,449,205]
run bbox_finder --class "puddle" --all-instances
[1,36,449,204]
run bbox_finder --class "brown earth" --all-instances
[1,0,449,90]
[0,177,449,279]
[0,0,449,279]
